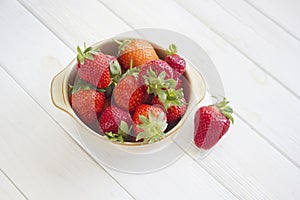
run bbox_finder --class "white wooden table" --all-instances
[1,0,299,199]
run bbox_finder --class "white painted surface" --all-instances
[0,170,25,200]
[0,0,299,199]
[246,0,300,40]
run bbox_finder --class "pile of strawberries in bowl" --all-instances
[69,39,189,144]
[67,37,234,150]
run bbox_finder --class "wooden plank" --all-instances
[0,170,26,200]
[8,0,300,199]
[245,0,300,41]
[17,0,131,48]
[175,0,300,97]
[0,1,237,199]
[0,66,134,200]
[95,0,300,167]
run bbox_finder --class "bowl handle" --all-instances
[50,67,71,115]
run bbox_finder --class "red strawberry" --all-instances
[112,75,147,112]
[77,44,110,88]
[70,86,105,125]
[165,44,186,79]
[137,60,178,107]
[152,96,187,124]
[133,104,168,143]
[137,59,173,85]
[105,54,117,64]
[114,39,159,69]
[194,98,234,150]
[175,77,183,90]
[99,106,132,134]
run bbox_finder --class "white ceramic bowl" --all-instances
[51,38,206,154]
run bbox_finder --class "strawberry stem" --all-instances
[215,98,234,124]
[104,121,132,143]
[136,111,167,143]
[69,79,105,94]
[112,38,123,45]
[77,43,100,65]
[113,38,132,56]
[166,44,178,55]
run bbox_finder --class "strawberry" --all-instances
[137,59,174,85]
[105,54,117,64]
[138,60,177,103]
[77,43,110,88]
[99,106,132,134]
[114,39,159,69]
[112,75,147,112]
[152,96,187,124]
[69,80,105,125]
[194,98,234,150]
[133,104,168,143]
[137,59,187,118]
[104,120,132,143]
[165,44,186,79]
[175,77,183,90]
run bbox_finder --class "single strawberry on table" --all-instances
[194,98,234,150]
[69,80,105,125]
[114,39,159,69]
[165,44,186,79]
[133,104,168,143]
[77,43,110,88]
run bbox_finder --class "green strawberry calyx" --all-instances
[166,44,178,56]
[136,111,168,144]
[144,67,185,109]
[105,121,132,143]
[109,60,122,85]
[120,59,140,80]
[77,42,100,65]
[113,38,132,56]
[213,98,234,124]
[69,79,105,94]
[144,67,176,95]
[160,88,185,109]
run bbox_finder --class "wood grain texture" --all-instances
[0,170,26,200]
[245,0,300,41]
[15,0,300,199]
[176,0,300,97]
[0,1,237,199]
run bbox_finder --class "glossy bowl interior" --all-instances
[51,38,206,148]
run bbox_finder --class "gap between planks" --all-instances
[0,168,28,200]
